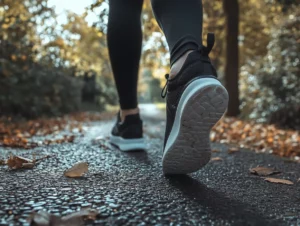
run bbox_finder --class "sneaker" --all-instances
[110,112,146,151]
[161,33,229,175]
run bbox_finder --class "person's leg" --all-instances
[107,0,143,122]
[151,0,203,71]
[151,0,229,174]
[108,0,146,151]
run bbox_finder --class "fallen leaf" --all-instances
[212,149,220,153]
[64,162,88,178]
[0,159,5,165]
[7,156,34,169]
[228,147,239,154]
[264,178,294,185]
[62,208,98,221]
[29,209,98,226]
[211,157,223,161]
[250,167,280,176]
[211,117,300,160]
[22,163,35,169]
[29,211,56,226]
[6,155,51,170]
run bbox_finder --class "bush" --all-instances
[0,65,83,118]
[240,11,300,129]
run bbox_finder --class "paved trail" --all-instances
[0,105,299,225]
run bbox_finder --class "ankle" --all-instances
[120,108,139,122]
[169,50,194,79]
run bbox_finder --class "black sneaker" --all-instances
[110,112,146,151]
[161,33,229,175]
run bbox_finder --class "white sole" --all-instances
[162,78,229,175]
[110,135,146,151]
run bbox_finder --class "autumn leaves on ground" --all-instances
[0,111,299,224]
[1,112,299,163]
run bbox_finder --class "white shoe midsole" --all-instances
[110,135,146,151]
[163,78,225,159]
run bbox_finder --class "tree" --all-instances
[223,0,240,116]
[0,0,83,117]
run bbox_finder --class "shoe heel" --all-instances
[163,78,228,175]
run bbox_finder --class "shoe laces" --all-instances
[161,73,169,98]
[161,33,215,99]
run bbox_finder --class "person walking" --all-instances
[108,0,229,175]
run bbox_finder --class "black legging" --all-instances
[107,0,203,109]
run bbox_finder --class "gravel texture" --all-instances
[0,105,299,226]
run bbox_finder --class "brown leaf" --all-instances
[0,159,5,165]
[250,167,280,176]
[62,208,98,221]
[22,163,35,169]
[29,209,98,226]
[64,162,88,178]
[6,155,51,170]
[211,117,300,160]
[264,178,294,185]
[211,157,223,161]
[7,155,34,169]
[211,149,220,153]
[29,211,57,226]
[228,147,239,154]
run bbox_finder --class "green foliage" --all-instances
[240,8,300,128]
[0,65,83,118]
[0,0,114,118]
[1,0,299,128]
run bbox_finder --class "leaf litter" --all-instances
[228,147,240,154]
[64,162,88,178]
[0,159,5,165]
[29,208,98,226]
[211,149,220,153]
[1,113,299,161]
[0,112,114,149]
[264,177,294,185]
[5,155,51,169]
[250,167,280,176]
[211,157,223,161]
[211,117,300,160]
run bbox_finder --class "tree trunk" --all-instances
[223,0,240,116]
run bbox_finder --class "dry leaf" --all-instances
[29,209,98,226]
[250,167,280,176]
[211,157,223,161]
[211,117,300,160]
[29,211,56,226]
[7,155,34,169]
[22,162,35,169]
[212,149,220,153]
[62,209,98,221]
[264,177,294,185]
[6,155,51,170]
[0,113,112,149]
[228,147,239,154]
[64,162,88,178]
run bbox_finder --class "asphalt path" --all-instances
[0,105,299,225]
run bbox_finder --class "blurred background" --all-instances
[0,0,299,130]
